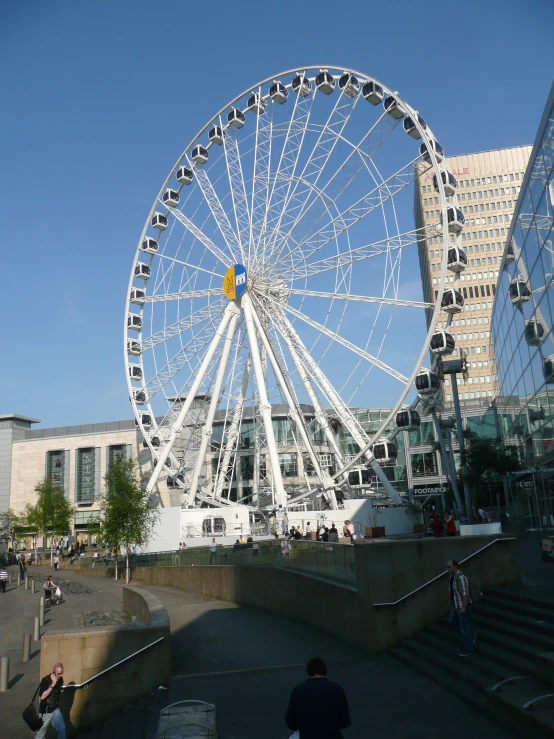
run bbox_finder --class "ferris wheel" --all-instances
[125,66,463,511]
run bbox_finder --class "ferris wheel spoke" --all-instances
[144,287,221,304]
[273,155,424,272]
[266,92,360,264]
[249,104,273,267]
[288,289,434,310]
[142,302,225,350]
[282,302,408,385]
[193,166,242,261]
[162,202,233,267]
[156,252,224,280]
[222,125,251,261]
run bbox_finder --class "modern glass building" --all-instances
[492,81,554,526]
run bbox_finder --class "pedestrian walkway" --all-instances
[2,564,514,738]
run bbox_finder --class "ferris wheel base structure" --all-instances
[126,66,464,515]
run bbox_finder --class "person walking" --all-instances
[0,565,8,593]
[447,559,475,657]
[209,538,217,564]
[343,520,355,543]
[18,557,26,578]
[35,663,66,738]
[445,511,456,537]
[43,576,56,606]
[430,514,444,537]
[285,657,351,739]
[53,552,60,571]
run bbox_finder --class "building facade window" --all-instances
[46,450,66,490]
[76,447,98,504]
[278,453,298,477]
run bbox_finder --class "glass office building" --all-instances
[492,81,554,526]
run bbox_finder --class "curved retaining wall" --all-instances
[40,585,170,729]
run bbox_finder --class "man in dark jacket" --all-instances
[285,657,351,739]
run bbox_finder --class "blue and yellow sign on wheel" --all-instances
[222,264,247,300]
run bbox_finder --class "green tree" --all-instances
[459,436,521,510]
[0,508,25,550]
[99,457,159,582]
[26,479,75,566]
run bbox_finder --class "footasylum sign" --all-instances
[413,484,448,497]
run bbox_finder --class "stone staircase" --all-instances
[391,587,554,736]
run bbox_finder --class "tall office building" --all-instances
[415,145,532,402]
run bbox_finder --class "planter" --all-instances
[365,526,386,538]
[413,523,425,534]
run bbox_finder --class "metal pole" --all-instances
[430,408,463,514]
[24,576,28,590]
[17,571,21,587]
[450,377,473,523]
[39,596,45,627]
[22,634,31,663]
[31,578,35,594]
[0,656,8,692]
[33,616,40,642]
[9,570,12,583]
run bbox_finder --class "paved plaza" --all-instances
[0,555,529,739]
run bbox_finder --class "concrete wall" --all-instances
[130,535,520,653]
[40,586,170,729]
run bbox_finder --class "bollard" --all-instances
[22,634,31,663]
[9,570,12,583]
[0,656,8,692]
[24,576,28,590]
[39,597,45,627]
[33,616,40,642]
[17,572,21,587]
[31,578,35,594]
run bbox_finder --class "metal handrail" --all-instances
[372,537,516,607]
[61,636,164,690]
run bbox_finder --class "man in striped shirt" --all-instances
[0,566,8,593]
[447,559,475,657]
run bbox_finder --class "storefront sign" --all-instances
[413,484,448,497]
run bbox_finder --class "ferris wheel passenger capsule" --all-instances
[247,93,266,115]
[525,318,544,346]
[130,288,146,305]
[315,69,336,95]
[227,108,246,128]
[403,113,427,139]
[544,356,554,384]
[443,206,465,233]
[151,212,168,231]
[134,262,151,280]
[128,364,143,382]
[433,170,457,197]
[132,388,146,405]
[509,276,531,306]
[338,72,360,98]
[176,165,194,184]
[127,313,142,331]
[143,435,160,449]
[420,139,444,163]
[162,189,179,208]
[372,437,397,465]
[292,73,311,97]
[361,80,384,105]
[441,289,464,314]
[191,146,209,166]
[141,237,159,254]
[396,408,421,431]
[447,245,468,272]
[383,95,406,119]
[136,412,152,428]
[430,330,455,355]
[127,339,141,356]
[504,239,515,266]
[415,369,441,396]
[269,81,288,103]
[208,126,224,145]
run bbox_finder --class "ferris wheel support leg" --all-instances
[187,310,239,507]
[146,302,239,495]
[249,299,337,510]
[213,356,251,501]
[430,408,463,515]
[242,292,287,510]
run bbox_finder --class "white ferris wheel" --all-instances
[125,66,466,513]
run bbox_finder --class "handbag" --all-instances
[22,684,43,731]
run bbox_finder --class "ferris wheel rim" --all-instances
[124,64,457,501]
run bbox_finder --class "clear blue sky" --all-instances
[1,0,553,428]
